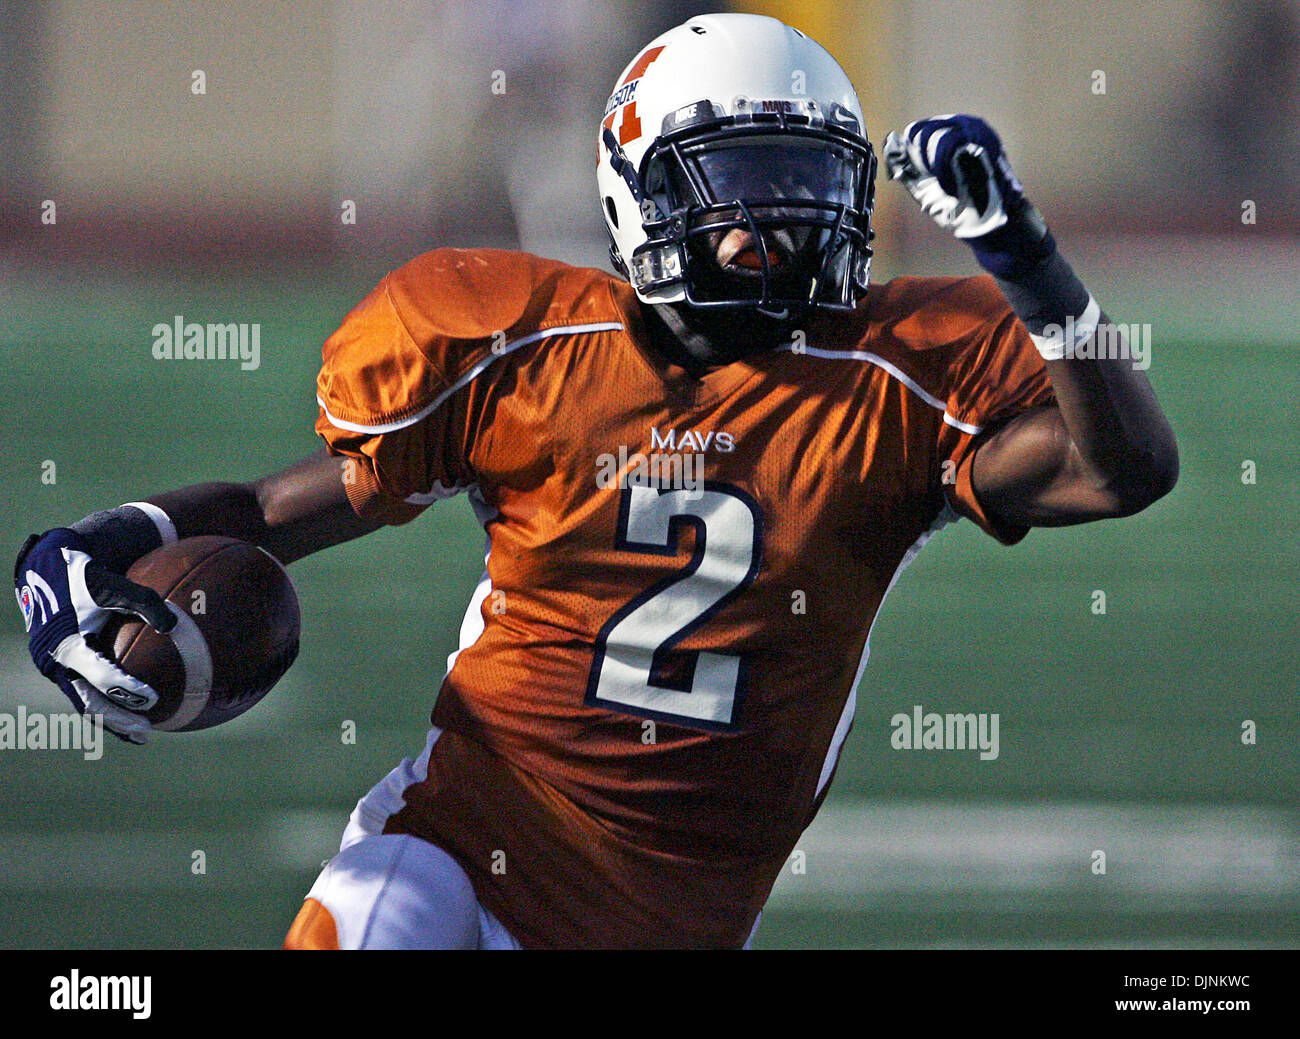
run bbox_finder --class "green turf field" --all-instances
[2,264,1297,949]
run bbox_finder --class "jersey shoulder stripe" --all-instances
[317,320,624,436]
[807,273,1033,435]
[774,340,982,435]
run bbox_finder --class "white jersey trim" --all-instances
[317,321,625,435]
[813,502,959,799]
[777,342,983,435]
[404,481,468,506]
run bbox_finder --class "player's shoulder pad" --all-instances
[319,249,622,430]
[386,248,621,368]
[864,274,1014,355]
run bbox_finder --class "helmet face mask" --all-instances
[637,112,876,315]
[598,14,878,319]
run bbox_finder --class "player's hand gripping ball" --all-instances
[17,532,300,740]
[16,527,172,743]
[95,537,301,733]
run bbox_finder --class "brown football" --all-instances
[99,536,301,732]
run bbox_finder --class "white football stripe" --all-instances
[151,603,213,731]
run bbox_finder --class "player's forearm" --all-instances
[986,224,1179,504]
[143,450,380,565]
[1039,318,1178,501]
[69,452,377,571]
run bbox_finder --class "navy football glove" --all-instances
[883,114,1026,237]
[884,114,1060,279]
[15,528,175,743]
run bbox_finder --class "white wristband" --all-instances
[1029,295,1101,361]
[122,501,178,545]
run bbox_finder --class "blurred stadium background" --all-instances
[1,0,1297,949]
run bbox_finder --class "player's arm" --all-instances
[41,448,379,576]
[884,115,1179,527]
[18,251,461,739]
[961,336,1175,525]
[143,449,381,565]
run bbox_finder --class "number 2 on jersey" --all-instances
[585,482,762,729]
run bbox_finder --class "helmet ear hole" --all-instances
[604,196,619,229]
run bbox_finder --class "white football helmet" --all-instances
[597,13,876,316]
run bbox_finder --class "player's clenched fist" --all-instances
[14,527,173,743]
[883,114,1026,240]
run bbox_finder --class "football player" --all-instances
[15,13,1176,948]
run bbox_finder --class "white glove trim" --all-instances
[1030,295,1102,361]
[51,630,159,708]
[71,679,153,743]
[884,123,1011,239]
[122,501,178,546]
[53,547,162,714]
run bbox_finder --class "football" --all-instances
[98,536,301,731]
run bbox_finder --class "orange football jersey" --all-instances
[314,248,1053,948]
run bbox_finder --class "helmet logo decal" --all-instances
[618,44,666,88]
[602,45,665,147]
